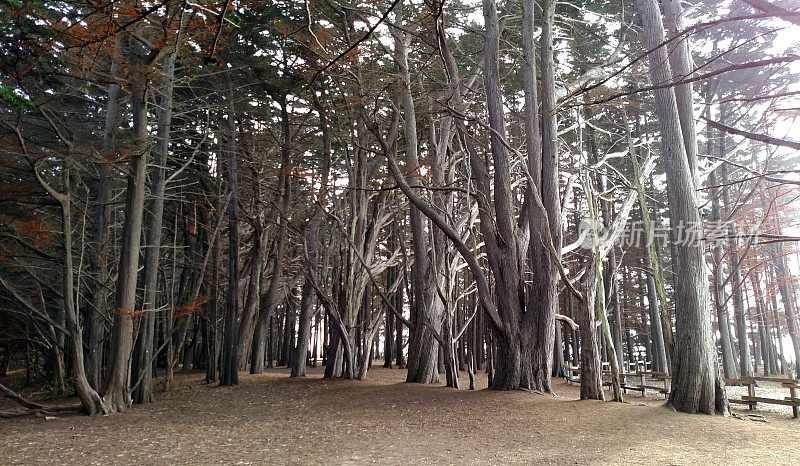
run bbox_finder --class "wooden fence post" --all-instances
[640,371,646,398]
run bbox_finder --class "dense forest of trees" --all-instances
[1,0,799,418]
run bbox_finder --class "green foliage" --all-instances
[0,85,33,112]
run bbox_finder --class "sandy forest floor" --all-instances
[1,366,798,464]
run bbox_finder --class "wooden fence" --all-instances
[566,366,800,418]
[566,366,669,398]
[725,375,800,418]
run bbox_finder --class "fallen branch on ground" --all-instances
[0,382,83,417]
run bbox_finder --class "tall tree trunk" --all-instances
[251,97,292,374]
[480,0,530,391]
[103,72,149,413]
[752,274,772,375]
[645,258,668,373]
[660,0,699,182]
[720,161,752,378]
[291,91,331,377]
[393,21,442,385]
[357,307,386,380]
[324,313,343,378]
[636,269,653,369]
[291,284,314,376]
[587,184,623,402]
[606,249,624,371]
[634,0,728,414]
[220,72,240,386]
[236,232,265,371]
[395,264,406,369]
[552,321,565,377]
[519,0,557,394]
[768,276,785,374]
[384,300,394,369]
[709,167,738,379]
[281,296,296,367]
[86,47,120,391]
[628,134,671,374]
[133,49,177,404]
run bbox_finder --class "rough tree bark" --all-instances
[480,0,531,391]
[394,20,443,385]
[661,0,699,182]
[235,228,265,371]
[252,95,294,374]
[634,0,729,414]
[525,0,559,394]
[578,264,603,400]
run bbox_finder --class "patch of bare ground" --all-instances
[1,367,798,465]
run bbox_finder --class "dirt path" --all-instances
[1,367,798,464]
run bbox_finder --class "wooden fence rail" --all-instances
[724,374,800,418]
[566,366,799,418]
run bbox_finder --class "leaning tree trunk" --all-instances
[634,0,728,414]
[250,239,287,374]
[32,167,107,415]
[356,308,386,380]
[627,134,671,373]
[586,181,623,402]
[606,248,624,373]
